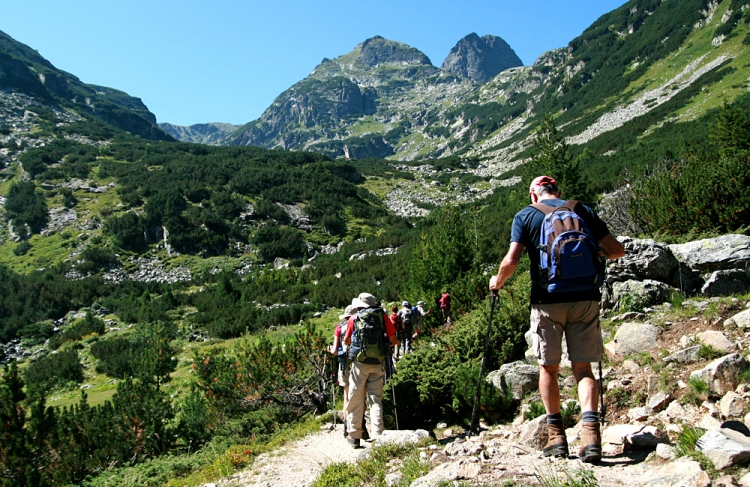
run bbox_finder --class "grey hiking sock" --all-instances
[582,410,599,423]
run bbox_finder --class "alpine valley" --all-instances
[1,1,750,486]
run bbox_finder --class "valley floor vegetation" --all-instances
[1,96,750,486]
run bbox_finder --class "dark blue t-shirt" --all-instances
[511,199,610,304]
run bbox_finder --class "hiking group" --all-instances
[330,175,626,460]
[330,292,431,448]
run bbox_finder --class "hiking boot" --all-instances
[543,423,569,458]
[347,437,361,449]
[579,422,602,464]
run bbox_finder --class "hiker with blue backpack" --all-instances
[343,292,399,448]
[489,175,624,464]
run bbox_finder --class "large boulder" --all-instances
[669,235,750,273]
[690,353,748,398]
[726,308,750,329]
[487,361,539,401]
[605,322,661,356]
[640,458,710,487]
[607,237,679,284]
[697,428,750,470]
[701,269,750,297]
[611,279,677,310]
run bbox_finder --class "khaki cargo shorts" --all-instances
[529,301,602,365]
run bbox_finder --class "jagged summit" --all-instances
[441,33,523,83]
[357,35,433,67]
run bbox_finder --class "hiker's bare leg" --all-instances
[571,361,598,412]
[539,363,561,414]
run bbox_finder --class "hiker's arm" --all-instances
[330,334,340,355]
[343,318,354,346]
[490,242,524,291]
[598,234,625,260]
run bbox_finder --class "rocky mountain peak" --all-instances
[358,35,432,67]
[441,33,523,83]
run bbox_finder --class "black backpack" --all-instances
[348,307,386,364]
[399,308,413,328]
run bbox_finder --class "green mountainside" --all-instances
[0,29,170,140]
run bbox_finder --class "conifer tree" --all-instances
[523,114,593,204]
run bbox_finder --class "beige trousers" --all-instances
[346,361,385,440]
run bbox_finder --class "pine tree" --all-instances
[523,114,594,204]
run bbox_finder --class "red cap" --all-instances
[529,175,558,193]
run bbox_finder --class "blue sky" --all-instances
[2,0,626,126]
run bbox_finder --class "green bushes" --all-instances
[388,277,529,428]
[4,181,48,237]
[23,349,84,395]
[90,323,177,381]
[49,312,105,350]
[627,100,750,237]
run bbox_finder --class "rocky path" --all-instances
[215,423,368,487]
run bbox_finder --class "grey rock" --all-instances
[648,391,672,412]
[655,443,677,460]
[486,361,539,401]
[720,391,746,418]
[602,424,666,449]
[669,235,750,273]
[158,122,240,145]
[612,279,677,310]
[518,414,547,450]
[374,429,429,446]
[726,308,750,328]
[695,330,735,353]
[410,461,481,487]
[663,345,701,364]
[607,322,661,356]
[441,33,523,83]
[607,237,679,284]
[690,353,748,398]
[701,269,750,297]
[640,458,710,487]
[697,428,750,470]
[629,407,651,421]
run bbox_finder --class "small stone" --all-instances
[720,391,746,418]
[656,443,677,460]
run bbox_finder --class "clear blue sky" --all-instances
[2,0,626,126]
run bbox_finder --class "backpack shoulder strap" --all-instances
[530,200,579,214]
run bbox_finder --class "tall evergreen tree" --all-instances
[522,114,594,204]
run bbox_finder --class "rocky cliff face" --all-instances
[224,36,474,158]
[440,33,523,83]
[159,122,240,145]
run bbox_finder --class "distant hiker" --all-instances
[330,304,357,436]
[489,175,624,463]
[412,300,430,338]
[397,301,414,356]
[344,293,398,448]
[391,304,404,358]
[439,291,452,325]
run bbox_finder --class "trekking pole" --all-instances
[386,354,399,430]
[470,290,498,436]
[598,361,606,425]
[332,373,337,429]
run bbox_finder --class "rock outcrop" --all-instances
[441,33,523,83]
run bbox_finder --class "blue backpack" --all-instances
[531,200,604,293]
